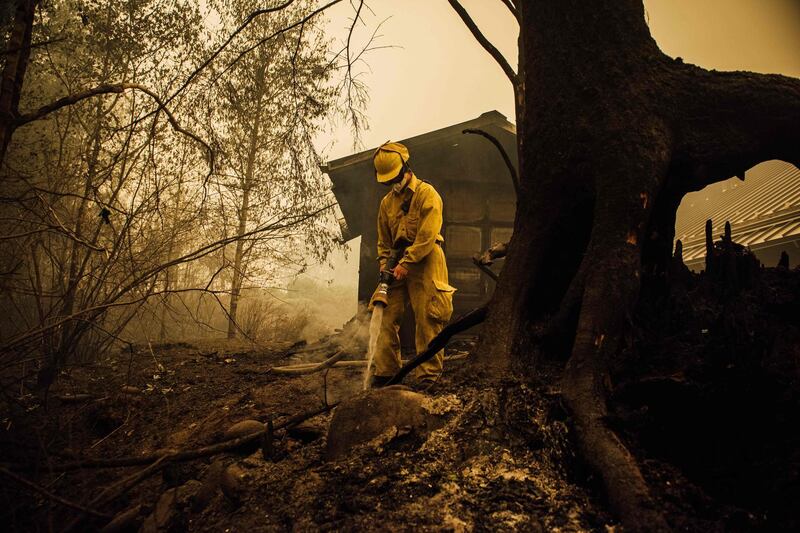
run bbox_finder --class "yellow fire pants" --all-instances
[373,245,456,382]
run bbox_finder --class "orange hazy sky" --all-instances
[318,0,800,159]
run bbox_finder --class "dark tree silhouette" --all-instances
[465,1,800,530]
[0,0,36,162]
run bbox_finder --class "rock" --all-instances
[286,420,325,443]
[118,386,143,407]
[194,460,225,510]
[222,419,264,453]
[220,464,246,502]
[326,385,443,460]
[140,480,202,533]
[99,504,142,533]
[223,419,265,440]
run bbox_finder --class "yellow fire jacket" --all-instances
[377,173,445,268]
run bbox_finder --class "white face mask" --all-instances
[392,172,410,194]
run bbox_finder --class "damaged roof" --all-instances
[323,110,517,239]
[675,160,800,266]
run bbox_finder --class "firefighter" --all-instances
[370,141,456,391]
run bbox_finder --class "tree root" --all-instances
[561,251,670,532]
[562,353,668,531]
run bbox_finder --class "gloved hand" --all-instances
[392,263,409,281]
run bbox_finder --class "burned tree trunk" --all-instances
[473,0,800,530]
[0,0,36,164]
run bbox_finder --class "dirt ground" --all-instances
[1,263,798,532]
[0,335,612,532]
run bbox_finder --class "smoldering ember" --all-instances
[1,1,799,531]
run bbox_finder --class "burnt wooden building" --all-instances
[323,111,518,317]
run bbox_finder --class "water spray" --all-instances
[363,242,408,390]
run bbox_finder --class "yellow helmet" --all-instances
[372,141,409,183]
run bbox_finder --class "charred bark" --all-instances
[0,0,36,163]
[473,0,800,529]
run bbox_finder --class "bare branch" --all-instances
[341,0,367,138]
[499,0,519,21]
[472,257,499,282]
[271,349,346,375]
[0,227,49,240]
[214,0,345,84]
[163,0,297,106]
[16,83,124,124]
[15,83,214,173]
[61,455,172,532]
[271,352,470,373]
[473,241,509,266]
[0,204,336,353]
[447,0,518,87]
[463,128,519,195]
[34,191,107,252]
[9,403,336,472]
[4,37,67,55]
[387,305,488,386]
[0,224,103,252]
[0,467,111,520]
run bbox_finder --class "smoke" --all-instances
[280,275,359,343]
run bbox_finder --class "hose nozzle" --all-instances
[369,243,408,310]
[370,282,390,308]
